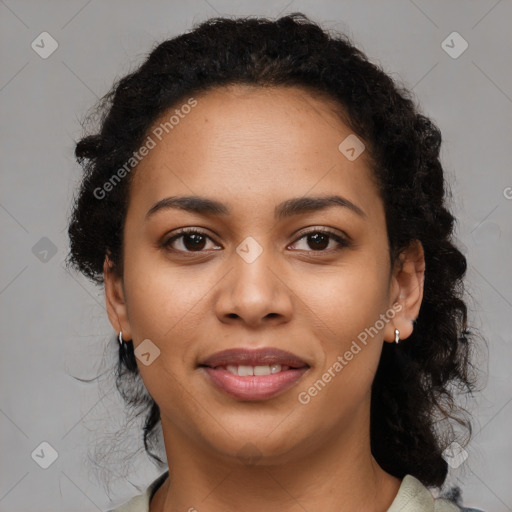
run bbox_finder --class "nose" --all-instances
[213,242,293,328]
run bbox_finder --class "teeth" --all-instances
[238,365,254,377]
[224,364,288,376]
[254,365,271,376]
[271,364,283,374]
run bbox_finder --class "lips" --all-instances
[198,347,310,401]
[198,347,309,369]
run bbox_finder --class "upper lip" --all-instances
[199,347,309,369]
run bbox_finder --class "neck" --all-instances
[150,412,401,512]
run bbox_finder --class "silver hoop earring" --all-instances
[119,331,124,346]
[394,329,400,344]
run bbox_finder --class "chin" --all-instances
[196,418,310,466]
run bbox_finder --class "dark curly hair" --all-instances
[66,13,481,489]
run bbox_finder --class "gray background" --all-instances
[1,0,511,511]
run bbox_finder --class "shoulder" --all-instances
[105,493,148,512]
[434,498,484,512]
[436,502,485,512]
[387,474,486,512]
[104,470,169,512]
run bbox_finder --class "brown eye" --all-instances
[290,228,350,252]
[305,232,330,250]
[163,228,220,253]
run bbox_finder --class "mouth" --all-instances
[198,347,310,401]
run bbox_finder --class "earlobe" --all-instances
[384,240,425,343]
[103,255,132,340]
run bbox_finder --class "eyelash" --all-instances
[161,227,351,255]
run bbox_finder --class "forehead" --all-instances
[127,85,382,223]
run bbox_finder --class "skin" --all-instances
[103,85,425,512]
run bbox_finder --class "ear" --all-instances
[384,239,425,343]
[103,254,132,341]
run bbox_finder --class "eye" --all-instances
[161,227,351,255]
[162,228,220,253]
[289,228,350,252]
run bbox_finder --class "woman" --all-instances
[66,13,484,512]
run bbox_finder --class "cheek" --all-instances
[296,266,387,418]
[122,245,207,339]
[121,248,218,398]
[296,348,379,431]
[298,255,389,391]
[121,259,201,405]
[306,258,389,338]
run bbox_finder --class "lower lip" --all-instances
[201,366,309,401]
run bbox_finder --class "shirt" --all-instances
[106,470,484,512]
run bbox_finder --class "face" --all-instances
[104,85,424,465]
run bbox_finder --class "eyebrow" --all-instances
[145,194,367,222]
